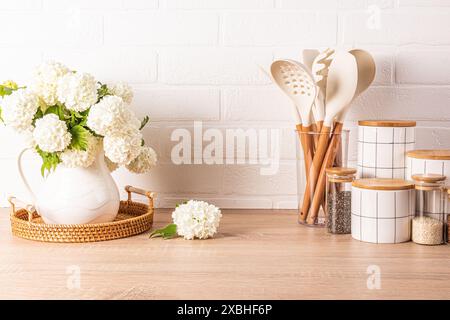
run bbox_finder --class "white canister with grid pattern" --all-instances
[351,179,415,244]
[357,120,416,179]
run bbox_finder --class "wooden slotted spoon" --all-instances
[299,51,358,223]
[270,60,317,174]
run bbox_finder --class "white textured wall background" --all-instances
[1,0,450,208]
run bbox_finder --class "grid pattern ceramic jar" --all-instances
[357,120,416,179]
[406,150,450,214]
[351,179,415,244]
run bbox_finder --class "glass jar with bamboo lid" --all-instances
[325,167,356,234]
[445,186,450,243]
[412,174,446,245]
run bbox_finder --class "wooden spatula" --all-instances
[306,49,375,224]
[299,51,358,223]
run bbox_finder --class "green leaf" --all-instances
[139,115,149,130]
[0,85,12,97]
[35,146,61,177]
[149,223,178,239]
[176,201,188,208]
[32,108,44,126]
[44,104,65,120]
[69,125,90,151]
[0,107,3,123]
[97,83,109,101]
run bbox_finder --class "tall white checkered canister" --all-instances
[357,120,416,179]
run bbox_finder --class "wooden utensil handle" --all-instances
[299,125,331,222]
[301,125,314,173]
[307,122,344,224]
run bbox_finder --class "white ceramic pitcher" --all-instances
[18,147,120,224]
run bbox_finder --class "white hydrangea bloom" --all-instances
[126,146,157,174]
[104,155,119,172]
[172,200,222,240]
[87,95,140,136]
[60,134,100,168]
[31,61,70,105]
[33,114,71,152]
[57,72,98,112]
[103,127,142,166]
[1,89,39,133]
[108,82,134,104]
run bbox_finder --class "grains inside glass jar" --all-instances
[412,216,444,245]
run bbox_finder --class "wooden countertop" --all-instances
[0,208,449,300]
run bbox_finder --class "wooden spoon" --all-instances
[299,51,358,223]
[306,49,375,224]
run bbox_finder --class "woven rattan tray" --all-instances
[8,185,155,243]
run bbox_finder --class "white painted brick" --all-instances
[415,127,450,149]
[343,10,450,45]
[0,48,42,84]
[223,87,293,121]
[399,0,450,7]
[158,196,273,209]
[112,164,224,194]
[347,87,450,121]
[279,0,339,10]
[0,12,103,46]
[131,88,220,121]
[43,0,122,9]
[0,156,44,207]
[165,0,273,9]
[104,12,218,45]
[222,163,297,195]
[0,0,41,10]
[160,49,272,85]
[123,0,159,9]
[223,12,337,46]
[42,47,157,84]
[157,124,296,164]
[0,127,35,159]
[340,0,395,9]
[396,50,450,84]
[272,197,297,209]
[372,51,393,85]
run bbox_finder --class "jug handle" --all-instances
[17,148,37,204]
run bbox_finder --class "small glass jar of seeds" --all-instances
[325,167,356,234]
[412,174,446,245]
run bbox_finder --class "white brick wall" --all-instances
[1,0,450,209]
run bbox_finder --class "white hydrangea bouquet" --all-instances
[150,200,222,240]
[0,61,157,175]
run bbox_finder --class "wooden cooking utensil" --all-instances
[270,60,317,174]
[299,51,358,223]
[302,49,321,140]
[306,49,375,224]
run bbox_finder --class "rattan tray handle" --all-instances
[125,185,155,207]
[7,196,35,222]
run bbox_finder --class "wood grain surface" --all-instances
[0,208,449,300]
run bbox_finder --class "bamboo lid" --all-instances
[406,149,450,160]
[352,178,415,191]
[358,120,416,127]
[412,174,446,183]
[325,167,357,175]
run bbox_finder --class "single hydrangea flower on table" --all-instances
[150,200,222,240]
